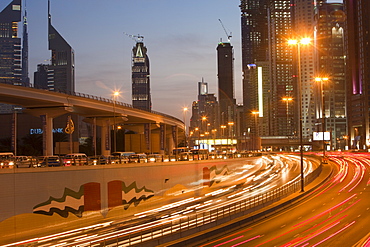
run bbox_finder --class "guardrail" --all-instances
[78,158,323,247]
[32,86,182,123]
[1,152,257,169]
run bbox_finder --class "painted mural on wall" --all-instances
[0,159,247,245]
[203,165,229,187]
[33,181,154,218]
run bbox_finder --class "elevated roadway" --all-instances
[0,83,184,155]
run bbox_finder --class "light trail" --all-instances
[310,220,356,247]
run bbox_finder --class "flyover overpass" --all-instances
[0,83,184,155]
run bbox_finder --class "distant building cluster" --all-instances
[188,0,369,152]
[0,0,75,114]
[0,0,152,113]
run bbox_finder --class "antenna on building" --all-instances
[218,19,232,42]
[124,32,144,43]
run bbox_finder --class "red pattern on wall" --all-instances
[203,167,210,187]
[84,182,101,211]
[108,180,123,209]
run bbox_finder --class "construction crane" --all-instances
[123,32,144,43]
[218,19,232,42]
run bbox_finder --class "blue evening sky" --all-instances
[1,0,343,120]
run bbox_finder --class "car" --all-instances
[15,156,34,168]
[88,155,113,165]
[36,156,61,167]
[178,152,194,161]
[128,153,147,163]
[0,152,15,169]
[111,152,135,164]
[63,153,88,166]
[147,154,162,163]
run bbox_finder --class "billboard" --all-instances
[313,132,330,141]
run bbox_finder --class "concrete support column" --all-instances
[25,107,73,157]
[160,123,166,155]
[41,114,54,156]
[100,120,111,156]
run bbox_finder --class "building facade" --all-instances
[217,41,236,125]
[239,0,269,138]
[21,8,29,86]
[314,3,346,150]
[344,0,370,150]
[0,0,22,86]
[47,0,75,93]
[132,39,151,111]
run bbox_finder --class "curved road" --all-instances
[198,153,370,247]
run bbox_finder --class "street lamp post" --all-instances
[183,107,188,148]
[282,97,293,136]
[288,38,310,192]
[228,122,234,153]
[194,127,200,149]
[221,125,226,152]
[251,111,259,151]
[113,91,120,153]
[212,129,217,151]
[315,77,329,163]
[201,116,207,132]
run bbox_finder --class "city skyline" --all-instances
[0,0,245,121]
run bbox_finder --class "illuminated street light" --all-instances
[315,77,329,163]
[228,122,234,153]
[282,97,293,138]
[251,111,259,151]
[220,125,226,151]
[288,38,311,192]
[183,107,188,148]
[112,91,120,153]
[194,127,200,149]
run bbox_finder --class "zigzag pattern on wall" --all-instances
[209,165,229,187]
[122,181,154,210]
[33,181,155,218]
[33,186,85,218]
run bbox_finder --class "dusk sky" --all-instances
[1,0,342,121]
[0,0,242,121]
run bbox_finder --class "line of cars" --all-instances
[0,150,252,169]
[0,152,170,168]
[0,153,63,168]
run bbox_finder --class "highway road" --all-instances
[197,153,370,247]
[5,154,319,247]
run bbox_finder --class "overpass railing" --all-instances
[47,88,183,123]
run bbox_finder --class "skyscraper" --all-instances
[344,0,370,149]
[268,0,295,137]
[217,41,235,125]
[34,64,50,90]
[0,0,22,86]
[290,0,319,142]
[197,79,218,132]
[132,37,151,111]
[239,0,269,135]
[21,7,29,86]
[47,0,75,92]
[314,3,346,150]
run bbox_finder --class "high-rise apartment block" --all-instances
[0,0,22,86]
[132,38,151,111]
[47,1,75,93]
[240,0,269,137]
[314,3,346,150]
[190,79,219,133]
[217,41,235,125]
[21,8,29,86]
[344,0,370,149]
